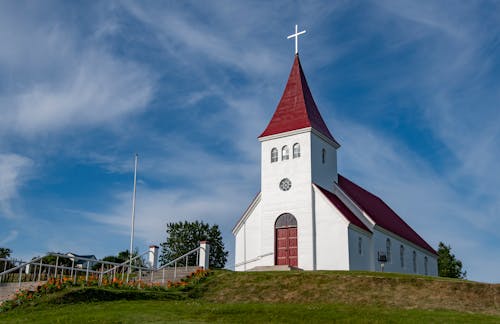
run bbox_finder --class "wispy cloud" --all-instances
[0,3,155,137]
[0,153,34,218]
[0,230,19,246]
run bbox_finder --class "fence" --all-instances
[0,242,210,289]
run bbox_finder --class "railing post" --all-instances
[38,259,43,282]
[199,241,210,270]
[174,261,177,280]
[162,268,165,285]
[18,266,22,288]
[70,259,75,282]
[85,261,90,282]
[99,263,104,286]
[55,256,59,279]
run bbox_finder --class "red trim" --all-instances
[338,175,437,255]
[315,184,371,233]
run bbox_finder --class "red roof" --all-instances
[338,175,437,255]
[316,184,371,233]
[259,55,339,145]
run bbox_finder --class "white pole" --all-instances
[128,154,138,278]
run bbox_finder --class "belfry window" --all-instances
[282,146,289,160]
[358,237,362,255]
[322,148,326,164]
[271,148,278,163]
[293,143,300,158]
[424,256,428,275]
[400,245,405,268]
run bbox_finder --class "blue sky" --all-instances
[0,1,498,283]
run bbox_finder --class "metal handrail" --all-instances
[102,250,153,275]
[157,246,203,270]
[0,245,205,289]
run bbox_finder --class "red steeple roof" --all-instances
[259,55,339,145]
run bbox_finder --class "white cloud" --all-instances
[0,230,19,246]
[9,50,153,134]
[0,3,154,137]
[0,153,33,218]
[336,119,500,281]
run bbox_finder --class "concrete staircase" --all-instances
[0,281,45,305]
[139,266,200,284]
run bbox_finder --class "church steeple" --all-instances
[259,55,340,148]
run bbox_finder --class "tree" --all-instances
[159,221,228,269]
[92,249,145,271]
[0,247,13,271]
[437,242,466,279]
[0,247,11,258]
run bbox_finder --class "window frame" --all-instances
[400,245,405,268]
[413,251,417,273]
[271,148,278,163]
[386,238,391,263]
[282,145,289,161]
[293,143,300,158]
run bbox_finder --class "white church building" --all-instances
[233,51,438,275]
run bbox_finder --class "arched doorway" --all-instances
[275,213,298,267]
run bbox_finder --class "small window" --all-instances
[424,256,428,275]
[322,148,326,164]
[413,251,417,273]
[282,146,289,160]
[358,237,363,255]
[293,143,300,158]
[400,245,405,268]
[386,239,391,263]
[271,148,278,163]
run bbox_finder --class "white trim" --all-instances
[374,225,437,257]
[333,182,376,228]
[232,192,261,234]
[235,252,273,268]
[259,127,340,148]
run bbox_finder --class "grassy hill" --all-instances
[1,270,499,323]
[198,270,500,315]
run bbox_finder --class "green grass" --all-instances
[1,270,499,323]
[2,300,500,323]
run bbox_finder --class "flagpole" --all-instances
[128,153,138,281]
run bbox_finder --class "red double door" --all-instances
[275,227,298,267]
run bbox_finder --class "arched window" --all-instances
[424,256,428,275]
[293,143,300,158]
[275,213,298,267]
[400,245,405,268]
[271,148,278,163]
[413,251,417,273]
[275,213,297,228]
[322,148,326,164]
[358,237,363,255]
[386,238,391,262]
[282,146,289,160]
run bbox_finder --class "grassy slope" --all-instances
[1,270,499,323]
[197,270,500,315]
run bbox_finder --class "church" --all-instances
[233,30,438,275]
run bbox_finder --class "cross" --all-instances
[287,24,306,54]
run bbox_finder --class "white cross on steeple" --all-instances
[287,24,306,54]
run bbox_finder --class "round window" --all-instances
[279,178,292,191]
